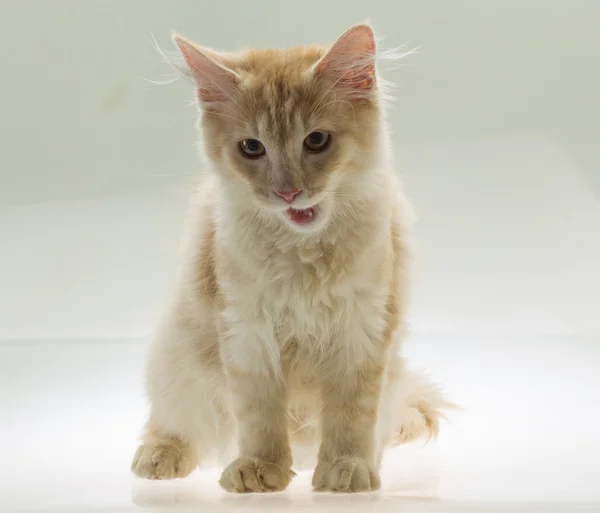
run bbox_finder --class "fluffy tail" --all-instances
[388,365,458,446]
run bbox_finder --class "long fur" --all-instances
[131,24,450,494]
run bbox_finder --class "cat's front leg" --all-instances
[312,358,385,493]
[218,326,294,493]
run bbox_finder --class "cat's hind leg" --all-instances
[131,309,234,480]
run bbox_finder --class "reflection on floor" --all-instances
[2,336,599,512]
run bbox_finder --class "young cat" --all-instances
[131,24,449,493]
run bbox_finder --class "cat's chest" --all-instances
[257,260,385,345]
[223,239,388,349]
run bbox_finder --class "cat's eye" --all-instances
[239,139,266,158]
[304,131,331,153]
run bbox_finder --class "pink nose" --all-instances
[274,189,302,203]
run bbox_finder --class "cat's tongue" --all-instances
[286,207,316,225]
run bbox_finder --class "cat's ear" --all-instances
[314,24,376,98]
[173,33,238,107]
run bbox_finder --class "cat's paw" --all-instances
[219,457,295,493]
[312,457,380,493]
[131,442,197,480]
[392,401,445,445]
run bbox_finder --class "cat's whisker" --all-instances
[315,97,357,128]
[133,26,450,492]
[205,110,246,124]
[308,88,337,119]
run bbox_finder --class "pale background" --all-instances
[1,0,598,341]
[1,1,599,512]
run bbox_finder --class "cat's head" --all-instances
[174,24,383,234]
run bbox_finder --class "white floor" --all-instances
[2,335,599,513]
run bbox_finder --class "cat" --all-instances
[131,23,450,493]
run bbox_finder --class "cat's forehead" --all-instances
[233,46,326,76]
[231,47,332,139]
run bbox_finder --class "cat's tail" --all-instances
[388,365,459,447]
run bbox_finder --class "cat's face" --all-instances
[175,25,380,233]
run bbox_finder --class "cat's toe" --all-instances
[219,457,295,493]
[312,457,380,493]
[131,443,197,480]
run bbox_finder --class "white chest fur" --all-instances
[219,239,389,378]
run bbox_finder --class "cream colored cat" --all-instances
[131,24,450,493]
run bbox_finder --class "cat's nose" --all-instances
[274,189,302,204]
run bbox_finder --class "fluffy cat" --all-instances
[131,24,450,493]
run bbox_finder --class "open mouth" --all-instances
[285,206,318,225]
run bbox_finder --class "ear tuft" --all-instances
[315,24,377,98]
[172,33,238,107]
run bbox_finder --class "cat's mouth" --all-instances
[285,205,318,225]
